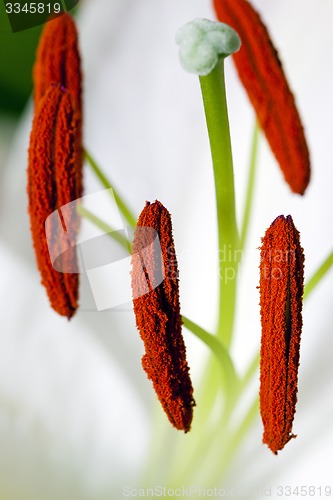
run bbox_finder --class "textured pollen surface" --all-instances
[33,13,81,113]
[259,215,304,454]
[131,201,195,432]
[33,13,83,196]
[28,85,80,318]
[213,0,310,194]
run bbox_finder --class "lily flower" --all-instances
[0,0,333,497]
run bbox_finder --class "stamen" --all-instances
[131,201,195,432]
[213,0,311,195]
[28,84,80,319]
[259,215,304,453]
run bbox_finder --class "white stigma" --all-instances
[176,18,241,76]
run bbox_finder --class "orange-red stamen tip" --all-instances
[213,0,311,194]
[259,214,304,453]
[131,201,195,432]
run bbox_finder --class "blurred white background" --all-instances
[1,0,333,498]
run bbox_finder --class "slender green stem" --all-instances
[208,397,259,486]
[241,352,260,390]
[159,320,241,486]
[199,59,239,348]
[182,315,239,393]
[240,121,259,250]
[77,205,131,252]
[168,378,258,488]
[166,317,243,487]
[142,410,178,487]
[194,359,222,428]
[304,250,333,300]
[84,148,137,227]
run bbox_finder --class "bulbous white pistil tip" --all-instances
[176,18,241,76]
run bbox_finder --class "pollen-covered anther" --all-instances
[213,0,311,194]
[28,84,80,319]
[33,12,83,197]
[131,200,195,432]
[259,215,304,454]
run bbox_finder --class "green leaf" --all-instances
[0,7,42,114]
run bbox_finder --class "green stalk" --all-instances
[206,397,259,487]
[182,315,239,394]
[77,205,131,252]
[199,59,239,348]
[240,121,259,250]
[304,251,333,300]
[84,148,137,227]
[241,351,260,391]
[163,315,241,484]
